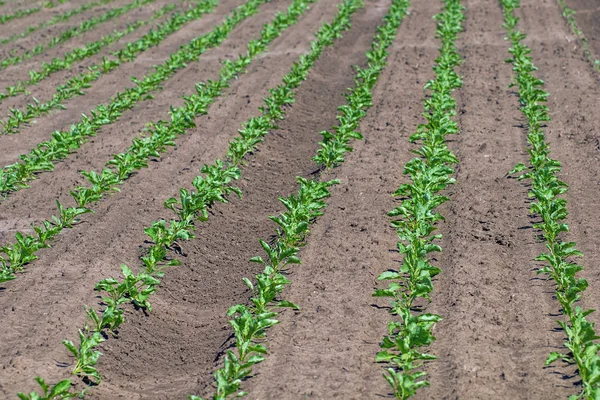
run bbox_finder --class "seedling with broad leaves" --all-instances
[501,0,600,397]
[0,0,218,134]
[0,0,156,72]
[372,0,464,398]
[195,0,414,397]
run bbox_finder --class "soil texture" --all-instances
[0,0,599,398]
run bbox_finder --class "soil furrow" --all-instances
[421,0,577,398]
[0,0,91,45]
[0,0,137,59]
[241,0,438,398]
[0,0,349,396]
[0,0,293,243]
[564,0,600,61]
[519,0,600,335]
[86,0,373,397]
[0,0,180,116]
[0,0,241,167]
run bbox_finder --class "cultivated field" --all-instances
[0,0,598,398]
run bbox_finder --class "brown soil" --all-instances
[1,0,600,398]
[523,0,600,327]
[0,0,183,117]
[0,0,141,60]
[0,0,242,167]
[565,0,600,61]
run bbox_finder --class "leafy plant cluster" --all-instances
[196,1,420,397]
[501,0,600,398]
[16,0,366,396]
[0,0,115,47]
[0,200,91,283]
[17,377,82,400]
[372,0,464,398]
[63,0,322,381]
[0,1,49,25]
[0,0,155,71]
[313,0,410,168]
[0,1,177,109]
[194,178,338,400]
[554,0,599,71]
[0,0,308,285]
[0,0,264,198]
[0,0,218,135]
[14,2,329,399]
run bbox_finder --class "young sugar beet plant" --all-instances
[0,0,58,25]
[501,0,600,398]
[0,6,40,24]
[0,1,177,107]
[0,0,218,134]
[370,1,464,398]
[0,0,155,71]
[198,0,414,398]
[313,0,409,168]
[554,0,599,71]
[0,0,313,284]
[15,1,365,396]
[193,177,339,400]
[0,0,267,199]
[0,0,115,47]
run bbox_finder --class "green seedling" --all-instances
[369,0,463,398]
[17,376,79,400]
[501,0,600,397]
[62,330,104,384]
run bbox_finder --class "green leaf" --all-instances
[545,351,562,365]
[377,271,401,280]
[276,300,299,310]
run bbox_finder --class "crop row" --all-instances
[0,0,293,284]
[62,0,315,386]
[371,0,464,398]
[0,0,155,71]
[0,0,177,108]
[501,0,600,398]
[0,0,264,200]
[0,0,116,46]
[0,0,64,25]
[0,0,217,134]
[554,0,599,71]
[14,0,360,396]
[197,0,411,397]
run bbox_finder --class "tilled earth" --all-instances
[0,0,598,398]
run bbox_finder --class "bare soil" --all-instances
[0,0,183,118]
[566,0,600,61]
[1,0,599,398]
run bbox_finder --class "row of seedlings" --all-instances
[0,0,156,70]
[0,0,62,24]
[0,0,267,199]
[0,0,314,284]
[0,0,178,107]
[371,0,464,398]
[0,0,116,46]
[16,0,363,397]
[554,0,599,71]
[199,0,412,397]
[501,0,600,398]
[0,0,219,134]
